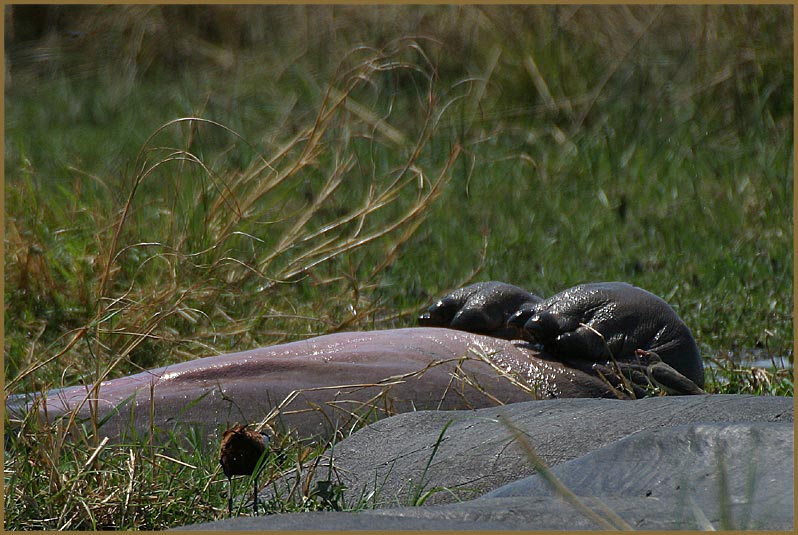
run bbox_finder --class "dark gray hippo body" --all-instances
[8,281,705,444]
[420,281,704,395]
[6,328,620,443]
[511,282,704,388]
[419,281,542,339]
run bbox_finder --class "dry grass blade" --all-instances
[82,436,110,471]
[154,453,198,470]
[328,87,407,146]
[524,53,556,112]
[7,39,460,440]
[499,415,633,531]
[579,322,639,399]
[254,349,542,446]
[467,348,540,398]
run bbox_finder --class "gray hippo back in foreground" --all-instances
[7,281,704,443]
[179,396,792,531]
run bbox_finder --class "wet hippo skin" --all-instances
[8,281,705,444]
[422,281,705,395]
[512,282,704,388]
[6,328,621,443]
[418,281,542,339]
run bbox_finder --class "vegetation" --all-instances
[4,5,793,530]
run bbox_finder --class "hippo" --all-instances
[418,281,542,339]
[421,281,705,392]
[6,281,705,445]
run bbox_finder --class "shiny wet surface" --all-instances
[7,328,620,444]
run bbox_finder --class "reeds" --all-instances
[5,35,464,529]
[9,38,460,390]
[4,4,792,529]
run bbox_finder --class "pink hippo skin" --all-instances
[6,327,618,443]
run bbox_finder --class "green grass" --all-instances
[4,4,794,530]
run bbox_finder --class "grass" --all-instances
[3,4,794,530]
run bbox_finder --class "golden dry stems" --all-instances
[251,350,542,442]
[8,40,461,452]
[233,347,619,512]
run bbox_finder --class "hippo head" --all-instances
[419,281,542,340]
[509,282,704,389]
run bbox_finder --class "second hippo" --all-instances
[420,281,704,396]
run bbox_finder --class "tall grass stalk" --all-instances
[4,5,792,530]
[499,415,633,530]
[5,38,465,530]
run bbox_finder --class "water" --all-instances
[707,348,793,370]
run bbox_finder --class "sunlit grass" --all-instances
[4,4,793,530]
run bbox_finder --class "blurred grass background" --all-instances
[3,4,794,529]
[4,4,793,391]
